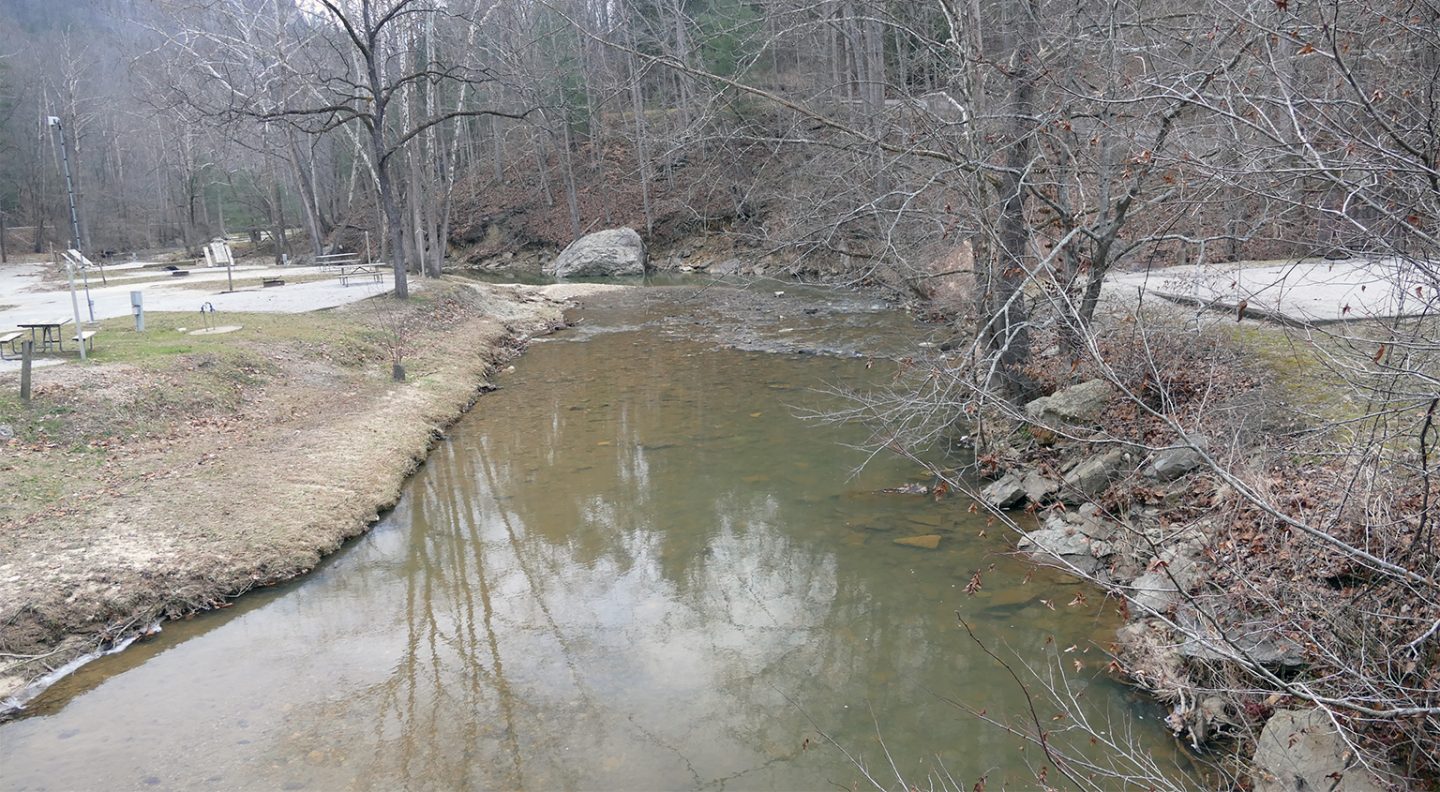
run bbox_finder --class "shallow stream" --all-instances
[0,285,1194,790]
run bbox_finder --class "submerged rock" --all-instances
[893,534,942,549]
[545,227,648,277]
[1024,379,1113,424]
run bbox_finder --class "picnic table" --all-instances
[17,318,73,353]
[339,265,385,286]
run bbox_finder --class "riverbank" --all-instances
[950,301,1434,789]
[0,280,623,713]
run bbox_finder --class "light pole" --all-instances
[49,115,100,310]
[48,116,87,361]
[48,117,84,263]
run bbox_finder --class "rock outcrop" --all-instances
[1018,514,1116,576]
[1252,709,1393,792]
[981,472,1027,509]
[545,227,648,278]
[1024,379,1113,424]
[1060,449,1126,503]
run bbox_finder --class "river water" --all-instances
[0,285,1193,790]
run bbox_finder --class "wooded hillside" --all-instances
[3,0,1432,294]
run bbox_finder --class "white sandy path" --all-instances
[1105,256,1431,324]
[0,260,395,372]
[0,260,629,374]
[2,261,393,323]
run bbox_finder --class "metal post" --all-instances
[80,265,95,322]
[65,257,86,361]
[0,210,8,264]
[131,290,144,332]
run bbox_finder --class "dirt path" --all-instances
[0,280,624,712]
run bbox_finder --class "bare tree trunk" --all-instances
[559,117,582,238]
[983,0,1038,399]
[407,151,426,274]
[287,131,326,258]
[628,48,653,236]
[491,115,504,181]
[270,167,290,266]
[533,125,554,207]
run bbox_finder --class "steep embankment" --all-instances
[958,305,1428,789]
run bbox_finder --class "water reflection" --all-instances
[0,307,1190,791]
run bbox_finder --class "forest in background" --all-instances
[4,0,1432,294]
[4,0,1440,788]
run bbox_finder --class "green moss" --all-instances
[1223,323,1352,417]
[1219,318,1436,456]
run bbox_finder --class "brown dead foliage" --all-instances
[1009,316,1440,784]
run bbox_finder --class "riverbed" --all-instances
[0,284,1194,790]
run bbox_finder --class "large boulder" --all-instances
[1145,435,1209,481]
[1024,379,1113,424]
[1059,449,1126,503]
[1127,542,1204,613]
[981,472,1027,509]
[1252,709,1393,792]
[545,227,648,277]
[1175,600,1306,667]
[1021,469,1060,504]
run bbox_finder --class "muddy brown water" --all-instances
[0,285,1196,790]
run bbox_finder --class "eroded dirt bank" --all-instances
[0,281,624,712]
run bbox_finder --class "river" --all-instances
[0,284,1195,790]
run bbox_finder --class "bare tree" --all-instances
[156,0,534,296]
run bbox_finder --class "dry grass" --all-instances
[0,281,568,706]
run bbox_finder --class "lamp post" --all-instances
[49,115,99,308]
[48,116,87,361]
[48,117,84,262]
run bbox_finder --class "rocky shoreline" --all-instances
[970,378,1399,791]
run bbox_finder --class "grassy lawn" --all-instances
[0,309,395,453]
[85,310,386,366]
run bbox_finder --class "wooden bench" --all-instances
[262,277,285,288]
[72,330,99,354]
[339,265,384,287]
[0,331,22,360]
[315,253,360,273]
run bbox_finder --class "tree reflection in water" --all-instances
[0,314,1195,791]
[328,328,1166,789]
